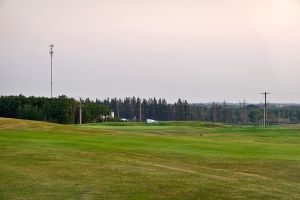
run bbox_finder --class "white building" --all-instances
[146,119,157,123]
[110,111,115,118]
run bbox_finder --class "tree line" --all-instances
[0,95,110,124]
[99,97,300,125]
[1,95,300,125]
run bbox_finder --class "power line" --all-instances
[270,92,300,95]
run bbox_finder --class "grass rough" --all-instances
[0,118,300,200]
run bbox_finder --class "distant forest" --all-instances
[100,97,300,125]
[1,95,300,124]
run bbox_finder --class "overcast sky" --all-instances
[1,0,300,103]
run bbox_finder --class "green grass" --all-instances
[0,118,300,199]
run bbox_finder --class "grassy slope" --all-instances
[0,118,300,200]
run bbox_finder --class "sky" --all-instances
[1,0,300,103]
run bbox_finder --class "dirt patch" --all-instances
[0,118,29,130]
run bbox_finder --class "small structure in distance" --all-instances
[146,119,157,124]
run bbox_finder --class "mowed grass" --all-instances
[0,118,300,199]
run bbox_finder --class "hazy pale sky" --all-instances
[1,0,300,103]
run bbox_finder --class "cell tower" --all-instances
[49,44,54,98]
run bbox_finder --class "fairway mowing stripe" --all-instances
[109,155,284,183]
[110,156,196,174]
[108,155,267,180]
[236,172,270,180]
[133,160,197,174]
[109,156,241,182]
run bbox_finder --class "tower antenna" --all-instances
[49,44,54,98]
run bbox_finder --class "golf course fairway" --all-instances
[0,118,299,199]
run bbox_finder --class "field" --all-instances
[0,118,300,199]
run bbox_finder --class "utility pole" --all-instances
[261,92,270,127]
[116,100,120,118]
[278,104,281,125]
[243,99,248,125]
[49,44,54,98]
[79,98,82,125]
[139,98,142,122]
